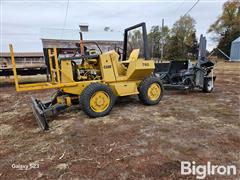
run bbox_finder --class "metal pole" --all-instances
[53,48,61,84]
[152,39,154,60]
[9,44,19,91]
[160,18,164,62]
[79,32,84,55]
[48,49,54,83]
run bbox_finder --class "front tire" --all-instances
[80,83,116,117]
[138,77,164,105]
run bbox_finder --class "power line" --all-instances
[62,0,70,31]
[61,0,70,38]
[175,0,186,13]
[183,0,200,16]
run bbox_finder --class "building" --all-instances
[40,25,123,72]
[1,24,124,76]
[0,52,46,76]
[230,37,240,61]
[41,25,123,53]
[0,52,44,65]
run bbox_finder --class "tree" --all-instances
[208,0,240,56]
[186,32,198,59]
[104,26,113,32]
[148,25,170,59]
[165,15,198,60]
[127,29,144,57]
[104,27,110,31]
[165,36,181,60]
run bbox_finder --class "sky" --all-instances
[0,0,227,52]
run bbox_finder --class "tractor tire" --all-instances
[138,77,164,105]
[203,78,213,93]
[80,83,116,117]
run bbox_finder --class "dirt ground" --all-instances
[0,61,239,179]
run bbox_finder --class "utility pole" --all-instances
[160,18,164,62]
[152,39,154,59]
[79,25,84,55]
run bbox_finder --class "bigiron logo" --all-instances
[181,161,237,179]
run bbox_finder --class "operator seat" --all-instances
[120,49,140,70]
[129,49,140,61]
[110,49,140,81]
[124,49,140,63]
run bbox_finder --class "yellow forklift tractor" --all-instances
[9,23,164,131]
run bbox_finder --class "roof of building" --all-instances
[232,37,240,43]
[40,28,123,41]
[0,52,43,57]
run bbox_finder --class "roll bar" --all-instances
[123,22,149,60]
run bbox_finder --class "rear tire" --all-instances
[80,83,116,117]
[138,77,164,105]
[203,78,213,93]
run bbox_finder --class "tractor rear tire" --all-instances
[80,83,116,117]
[138,77,164,105]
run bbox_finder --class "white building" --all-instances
[230,37,240,61]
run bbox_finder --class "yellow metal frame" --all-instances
[9,44,155,98]
[9,44,78,92]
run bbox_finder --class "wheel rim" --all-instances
[207,80,213,91]
[90,91,110,113]
[147,83,161,101]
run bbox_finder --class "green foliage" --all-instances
[127,29,144,58]
[126,1,239,60]
[127,15,198,60]
[208,0,240,56]
[166,15,198,60]
[148,26,161,58]
[104,27,110,31]
[148,26,170,58]
[165,36,181,60]
[148,15,198,60]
